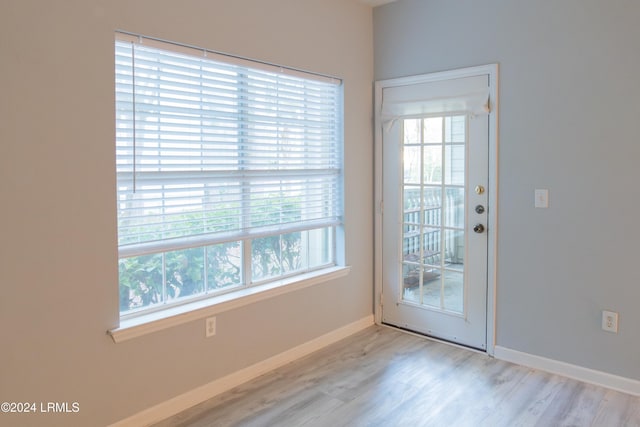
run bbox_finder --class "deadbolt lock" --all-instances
[475,205,485,214]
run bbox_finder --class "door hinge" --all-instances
[379,200,384,215]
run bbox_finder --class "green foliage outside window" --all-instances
[119,242,242,313]
[118,194,326,314]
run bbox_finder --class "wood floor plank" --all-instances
[479,369,562,426]
[591,389,640,427]
[153,326,640,427]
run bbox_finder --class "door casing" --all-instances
[373,64,499,355]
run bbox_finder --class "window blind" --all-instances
[115,35,343,258]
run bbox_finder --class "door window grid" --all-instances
[401,115,467,313]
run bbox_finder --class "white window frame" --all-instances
[109,32,349,342]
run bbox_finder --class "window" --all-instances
[115,33,343,318]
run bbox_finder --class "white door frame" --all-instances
[374,64,499,355]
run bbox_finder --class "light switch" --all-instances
[534,189,549,208]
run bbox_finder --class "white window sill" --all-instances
[108,266,351,343]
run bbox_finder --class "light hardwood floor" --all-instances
[154,326,640,427]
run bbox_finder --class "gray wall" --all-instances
[375,0,640,380]
[0,1,373,426]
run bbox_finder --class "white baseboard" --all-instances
[494,346,640,397]
[109,315,375,427]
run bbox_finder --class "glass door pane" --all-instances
[401,115,467,314]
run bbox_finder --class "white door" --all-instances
[378,69,495,350]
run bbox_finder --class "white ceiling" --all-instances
[360,0,397,7]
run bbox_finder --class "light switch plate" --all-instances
[534,189,549,208]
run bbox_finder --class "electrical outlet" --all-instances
[205,316,216,337]
[602,310,618,333]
